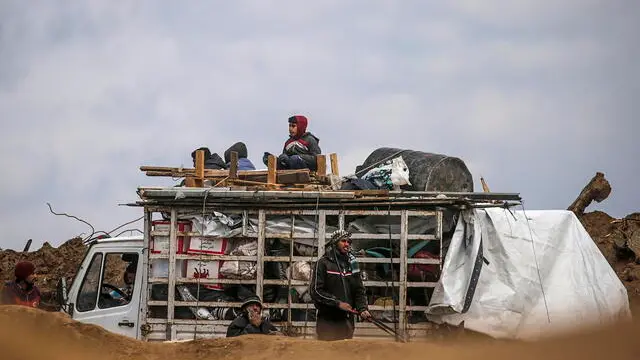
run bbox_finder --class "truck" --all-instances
[55,186,520,342]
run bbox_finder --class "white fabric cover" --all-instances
[426,208,631,340]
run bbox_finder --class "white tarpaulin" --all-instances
[426,208,631,340]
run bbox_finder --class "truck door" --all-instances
[72,250,142,338]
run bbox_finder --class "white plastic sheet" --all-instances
[427,208,631,340]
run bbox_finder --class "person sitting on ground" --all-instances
[191,147,226,170]
[226,295,281,337]
[224,142,256,170]
[263,115,321,171]
[1,261,41,308]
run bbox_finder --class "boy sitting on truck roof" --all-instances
[226,295,281,337]
[263,115,321,171]
[191,147,226,170]
[224,142,256,170]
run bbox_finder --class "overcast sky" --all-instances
[1,1,638,251]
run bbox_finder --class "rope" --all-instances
[424,156,449,190]
[519,202,551,323]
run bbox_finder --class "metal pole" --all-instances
[167,208,177,341]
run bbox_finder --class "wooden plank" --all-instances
[195,150,205,180]
[183,177,197,187]
[278,171,311,184]
[141,166,308,177]
[316,155,326,177]
[229,151,238,179]
[330,153,339,176]
[267,155,277,184]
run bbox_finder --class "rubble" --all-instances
[0,238,87,310]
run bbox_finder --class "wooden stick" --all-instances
[568,172,611,216]
[229,151,238,179]
[480,177,490,193]
[329,153,339,176]
[267,155,277,184]
[316,155,327,177]
[195,150,205,180]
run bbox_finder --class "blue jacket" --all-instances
[227,158,255,170]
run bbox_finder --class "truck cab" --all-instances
[59,236,145,339]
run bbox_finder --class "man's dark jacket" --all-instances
[1,281,41,308]
[226,313,278,337]
[309,249,368,321]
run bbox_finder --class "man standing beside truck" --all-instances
[1,261,41,308]
[310,230,372,341]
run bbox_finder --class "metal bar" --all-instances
[242,210,248,237]
[438,210,443,272]
[256,210,266,301]
[287,215,294,325]
[399,210,408,340]
[363,281,439,287]
[213,209,439,216]
[151,254,258,261]
[139,208,152,340]
[150,231,435,241]
[318,210,326,257]
[147,301,316,309]
[358,258,440,265]
[167,209,178,341]
[138,188,357,199]
[387,190,521,201]
[149,277,257,285]
[338,211,345,230]
[145,318,433,329]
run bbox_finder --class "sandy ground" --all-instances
[1,305,638,360]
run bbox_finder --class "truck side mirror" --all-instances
[56,278,70,314]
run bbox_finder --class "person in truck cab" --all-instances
[1,261,41,308]
[226,295,281,337]
[309,230,372,341]
[224,142,256,170]
[263,115,321,171]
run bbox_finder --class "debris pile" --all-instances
[567,172,640,308]
[580,211,640,306]
[0,238,87,310]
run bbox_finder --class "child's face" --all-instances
[289,122,297,137]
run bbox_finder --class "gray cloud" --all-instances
[1,1,638,250]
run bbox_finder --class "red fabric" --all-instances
[290,115,308,137]
[407,251,439,279]
[15,261,35,280]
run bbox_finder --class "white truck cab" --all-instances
[59,235,145,339]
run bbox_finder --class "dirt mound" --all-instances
[580,211,640,308]
[0,306,638,360]
[0,238,87,310]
